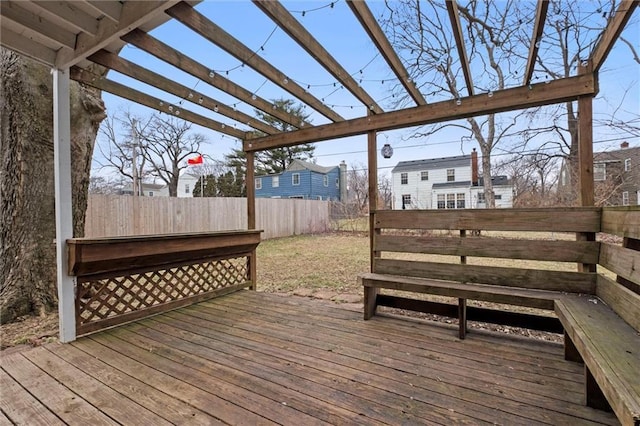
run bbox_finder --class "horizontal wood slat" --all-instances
[376,235,599,264]
[376,295,563,333]
[599,242,640,290]
[596,274,640,331]
[373,259,596,294]
[374,208,601,233]
[68,230,261,276]
[601,207,640,239]
[361,273,558,310]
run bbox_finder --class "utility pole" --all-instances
[131,119,139,196]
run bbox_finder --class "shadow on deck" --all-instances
[1,291,618,425]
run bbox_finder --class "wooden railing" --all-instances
[67,230,261,336]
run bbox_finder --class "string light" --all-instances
[290,1,338,16]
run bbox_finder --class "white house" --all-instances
[391,149,513,209]
[121,172,201,197]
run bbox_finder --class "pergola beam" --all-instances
[446,0,473,96]
[32,0,99,36]
[254,0,383,114]
[71,67,248,140]
[0,26,57,65]
[166,2,344,123]
[591,0,639,73]
[83,1,123,23]
[346,0,426,106]
[121,29,307,129]
[55,0,181,69]
[244,73,596,151]
[88,50,280,135]
[0,1,77,50]
[524,0,549,86]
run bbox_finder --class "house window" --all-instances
[289,195,304,199]
[336,178,339,188]
[437,194,445,209]
[255,178,262,189]
[148,191,154,197]
[447,194,455,209]
[421,171,429,181]
[292,173,300,186]
[478,192,486,203]
[323,175,329,187]
[447,169,455,182]
[594,163,606,181]
[495,194,502,200]
[456,193,465,209]
[185,184,190,194]
[272,176,279,188]
[400,172,408,185]
[317,196,323,200]
[402,194,411,208]
[625,158,631,172]
[622,191,630,206]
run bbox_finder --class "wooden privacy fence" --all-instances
[85,195,330,239]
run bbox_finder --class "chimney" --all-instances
[621,141,629,149]
[471,148,479,186]
[339,161,347,202]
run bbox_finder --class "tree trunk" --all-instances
[0,50,106,323]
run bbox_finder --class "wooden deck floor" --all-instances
[1,291,618,425]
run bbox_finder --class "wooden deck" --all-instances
[1,291,619,425]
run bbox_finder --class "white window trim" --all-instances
[323,175,329,187]
[625,158,631,172]
[255,177,262,190]
[272,176,279,188]
[292,173,300,186]
[622,191,630,206]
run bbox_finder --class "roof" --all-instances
[594,145,640,163]
[286,159,337,174]
[392,155,471,173]
[432,175,511,189]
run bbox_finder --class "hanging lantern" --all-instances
[381,143,393,159]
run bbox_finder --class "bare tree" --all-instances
[383,0,525,207]
[494,153,561,207]
[98,111,208,197]
[513,0,639,201]
[142,115,208,197]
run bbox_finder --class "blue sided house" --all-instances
[255,159,347,201]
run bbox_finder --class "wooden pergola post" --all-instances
[577,61,596,274]
[246,150,257,290]
[367,121,378,272]
[53,68,76,343]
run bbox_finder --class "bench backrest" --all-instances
[596,207,640,331]
[372,207,602,294]
[372,206,640,331]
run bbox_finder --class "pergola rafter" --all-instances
[120,28,306,129]
[346,0,427,106]
[88,50,280,135]
[446,0,474,96]
[71,66,248,139]
[524,0,549,86]
[591,0,639,73]
[166,2,344,123]
[254,0,383,114]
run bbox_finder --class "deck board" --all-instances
[0,291,619,425]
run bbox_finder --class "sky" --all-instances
[94,0,640,181]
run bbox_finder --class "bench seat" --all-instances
[361,272,564,319]
[555,295,640,426]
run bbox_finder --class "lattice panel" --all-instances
[77,256,248,328]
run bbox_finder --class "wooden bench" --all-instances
[361,207,640,426]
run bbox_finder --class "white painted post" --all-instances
[53,68,76,343]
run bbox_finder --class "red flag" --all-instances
[187,154,203,165]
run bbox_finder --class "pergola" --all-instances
[1,0,637,343]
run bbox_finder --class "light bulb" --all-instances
[168,105,174,111]
[188,93,193,99]
[252,94,257,100]
[283,78,289,84]
[456,99,462,106]
[198,97,204,104]
[175,110,180,116]
[214,105,219,112]
[209,71,215,78]
[488,91,494,98]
